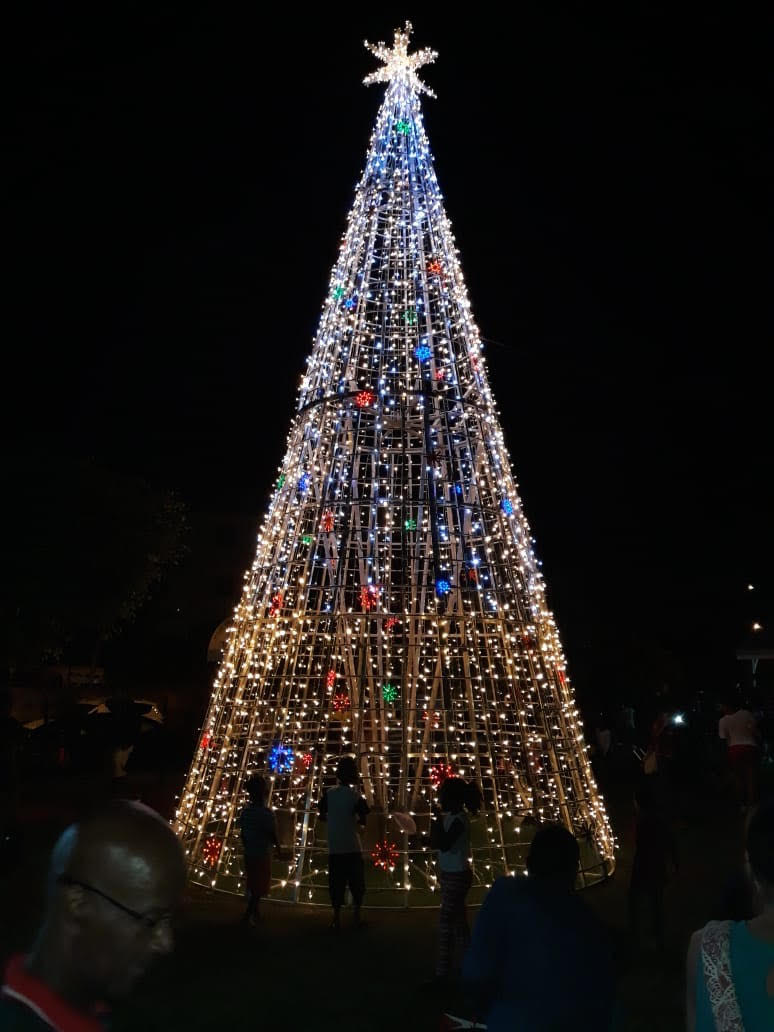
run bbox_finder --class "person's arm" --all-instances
[354,795,369,827]
[685,929,701,1032]
[718,716,728,741]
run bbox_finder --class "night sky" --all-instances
[8,10,769,706]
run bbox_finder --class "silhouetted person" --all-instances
[617,702,636,748]
[0,687,23,874]
[318,755,369,930]
[592,711,613,791]
[0,800,185,1030]
[464,823,614,1031]
[239,774,280,926]
[430,777,481,981]
[628,776,678,951]
[718,696,760,811]
[687,798,774,1030]
[646,707,673,780]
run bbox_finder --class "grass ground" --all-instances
[0,763,755,1031]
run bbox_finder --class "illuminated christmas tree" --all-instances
[175,23,614,905]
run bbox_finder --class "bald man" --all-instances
[1,800,185,1030]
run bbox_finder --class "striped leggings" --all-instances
[436,867,473,976]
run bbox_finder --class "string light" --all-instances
[174,23,614,907]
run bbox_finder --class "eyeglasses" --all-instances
[57,875,173,931]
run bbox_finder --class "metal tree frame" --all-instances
[175,24,614,906]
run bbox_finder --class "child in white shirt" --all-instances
[431,776,481,978]
[319,755,370,929]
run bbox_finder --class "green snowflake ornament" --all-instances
[382,683,398,703]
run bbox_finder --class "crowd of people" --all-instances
[1,690,772,1029]
[2,792,773,1029]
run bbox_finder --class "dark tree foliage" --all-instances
[3,450,188,667]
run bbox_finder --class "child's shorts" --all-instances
[245,854,272,896]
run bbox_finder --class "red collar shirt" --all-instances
[0,955,110,1032]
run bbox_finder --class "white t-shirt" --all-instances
[438,812,470,873]
[323,785,367,854]
[718,709,758,748]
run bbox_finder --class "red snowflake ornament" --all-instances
[202,836,222,868]
[429,763,455,788]
[355,390,375,408]
[371,839,400,871]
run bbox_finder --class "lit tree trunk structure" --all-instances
[175,23,615,905]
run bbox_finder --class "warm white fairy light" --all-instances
[174,26,614,906]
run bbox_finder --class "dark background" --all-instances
[6,8,770,713]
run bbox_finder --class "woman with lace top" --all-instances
[686,799,774,1030]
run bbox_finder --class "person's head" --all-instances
[746,799,774,903]
[34,800,185,1003]
[526,823,580,891]
[336,755,359,786]
[244,774,267,804]
[439,777,466,814]
[438,778,482,815]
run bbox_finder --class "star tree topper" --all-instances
[363,21,438,98]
